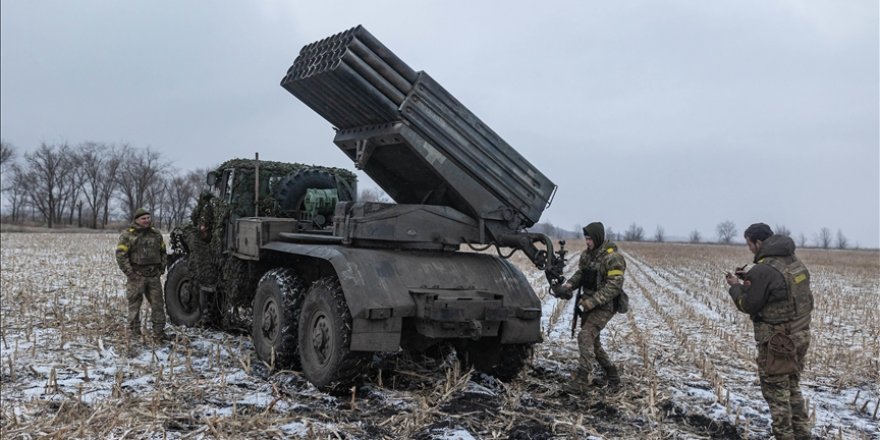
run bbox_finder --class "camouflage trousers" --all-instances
[755,327,812,440]
[576,308,615,383]
[126,274,165,335]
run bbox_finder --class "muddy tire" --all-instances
[298,277,363,390]
[252,268,305,369]
[164,257,201,327]
[458,340,533,381]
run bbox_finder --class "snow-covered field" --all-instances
[1,233,878,439]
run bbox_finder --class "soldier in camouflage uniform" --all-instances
[189,193,223,317]
[550,222,626,391]
[726,223,813,440]
[116,208,169,341]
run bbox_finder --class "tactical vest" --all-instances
[580,246,620,312]
[129,229,163,266]
[582,263,600,291]
[757,255,813,324]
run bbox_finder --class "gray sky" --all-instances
[2,0,878,247]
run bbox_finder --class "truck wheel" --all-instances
[493,344,534,381]
[458,340,533,382]
[298,277,363,390]
[165,257,201,326]
[252,268,304,369]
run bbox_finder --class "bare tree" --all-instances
[775,224,791,237]
[606,226,618,242]
[187,168,213,195]
[836,229,848,249]
[60,156,85,226]
[359,187,391,203]
[116,147,167,220]
[689,229,702,243]
[0,140,18,218]
[816,227,832,249]
[164,172,200,228]
[0,140,15,172]
[75,142,123,229]
[143,172,169,229]
[716,221,737,244]
[654,225,665,242]
[624,223,644,241]
[797,232,808,248]
[22,143,75,228]
[4,165,28,223]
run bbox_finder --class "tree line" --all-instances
[0,140,858,248]
[532,220,854,250]
[0,140,394,231]
[0,140,209,230]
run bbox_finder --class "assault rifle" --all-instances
[570,286,583,339]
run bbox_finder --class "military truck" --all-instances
[165,26,567,390]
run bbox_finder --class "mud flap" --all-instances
[350,317,402,352]
[500,317,542,344]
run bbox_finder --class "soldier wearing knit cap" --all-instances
[551,221,626,392]
[726,223,814,440]
[116,207,169,343]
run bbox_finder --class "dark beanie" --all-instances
[582,222,605,245]
[744,223,773,242]
[133,208,150,220]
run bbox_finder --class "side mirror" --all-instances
[206,171,218,187]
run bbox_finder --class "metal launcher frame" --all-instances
[281,25,566,284]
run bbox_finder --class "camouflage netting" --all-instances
[214,158,357,218]
[169,159,358,330]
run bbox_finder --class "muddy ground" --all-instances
[1,234,878,439]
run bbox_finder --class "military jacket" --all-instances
[568,241,626,311]
[116,223,167,277]
[729,235,813,331]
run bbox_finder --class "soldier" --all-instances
[188,193,223,318]
[192,192,219,243]
[116,208,169,341]
[550,221,626,392]
[725,223,813,440]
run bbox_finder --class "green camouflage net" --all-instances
[169,159,358,330]
[215,158,357,218]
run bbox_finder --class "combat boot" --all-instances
[128,325,141,341]
[152,329,170,343]
[564,369,592,394]
[604,365,621,388]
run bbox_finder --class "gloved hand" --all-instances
[578,296,596,312]
[551,283,573,300]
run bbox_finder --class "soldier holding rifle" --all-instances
[550,222,627,393]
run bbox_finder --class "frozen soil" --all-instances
[1,234,878,439]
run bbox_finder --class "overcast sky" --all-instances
[2,0,878,247]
